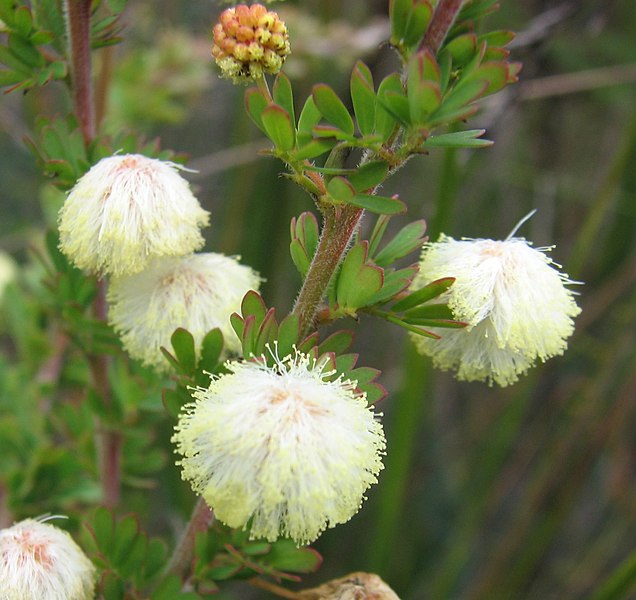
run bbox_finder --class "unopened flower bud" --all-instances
[212,4,290,83]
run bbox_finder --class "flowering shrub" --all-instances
[7,1,633,599]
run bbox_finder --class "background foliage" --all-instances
[1,1,636,598]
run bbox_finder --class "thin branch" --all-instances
[65,0,95,144]
[164,498,215,582]
[419,0,464,54]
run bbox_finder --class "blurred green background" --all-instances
[1,1,636,598]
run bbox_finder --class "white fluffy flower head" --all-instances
[411,234,581,386]
[0,517,96,600]
[172,348,386,545]
[108,253,260,371]
[58,154,210,276]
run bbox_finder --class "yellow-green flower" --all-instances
[108,253,260,371]
[212,4,290,83]
[58,154,209,277]
[173,349,385,545]
[411,235,581,386]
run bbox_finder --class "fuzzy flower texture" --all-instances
[108,253,261,371]
[173,350,386,545]
[412,235,581,386]
[0,518,95,600]
[58,154,209,277]
[212,4,290,83]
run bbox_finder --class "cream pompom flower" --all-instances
[172,349,386,545]
[108,252,260,371]
[411,234,581,386]
[0,518,96,600]
[58,154,210,277]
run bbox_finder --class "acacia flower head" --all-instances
[58,154,210,277]
[108,253,260,371]
[212,4,290,83]
[0,517,96,600]
[411,233,581,386]
[172,348,386,545]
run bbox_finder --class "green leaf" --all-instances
[13,6,34,37]
[378,90,411,126]
[170,328,196,374]
[374,220,427,267]
[92,507,115,556]
[404,1,434,48]
[403,303,454,320]
[266,540,322,573]
[327,176,356,202]
[244,88,269,133]
[112,516,140,568]
[408,80,442,124]
[389,0,412,45]
[273,72,295,126]
[241,290,268,323]
[0,45,32,75]
[391,277,455,311]
[297,95,322,143]
[290,239,311,277]
[312,83,355,136]
[367,266,418,305]
[368,215,391,257]
[291,211,319,261]
[241,315,258,358]
[255,307,278,355]
[277,314,299,357]
[337,242,384,311]
[261,104,295,152]
[199,328,224,371]
[350,60,376,136]
[162,388,187,419]
[318,330,355,355]
[8,33,44,68]
[294,138,335,160]
[464,61,510,96]
[458,0,499,22]
[107,0,129,12]
[444,33,478,65]
[346,193,406,215]
[431,79,487,123]
[385,313,441,338]
[0,69,26,86]
[478,29,515,47]
[424,129,492,148]
[348,161,388,192]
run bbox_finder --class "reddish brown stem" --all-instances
[292,204,363,338]
[164,498,215,582]
[419,0,465,54]
[89,279,121,508]
[65,0,95,144]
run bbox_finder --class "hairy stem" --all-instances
[292,204,363,338]
[164,498,215,582]
[419,0,465,54]
[65,0,95,144]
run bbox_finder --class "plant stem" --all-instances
[419,0,465,54]
[292,204,363,338]
[89,279,121,508]
[65,0,95,144]
[164,498,214,582]
[66,0,121,508]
